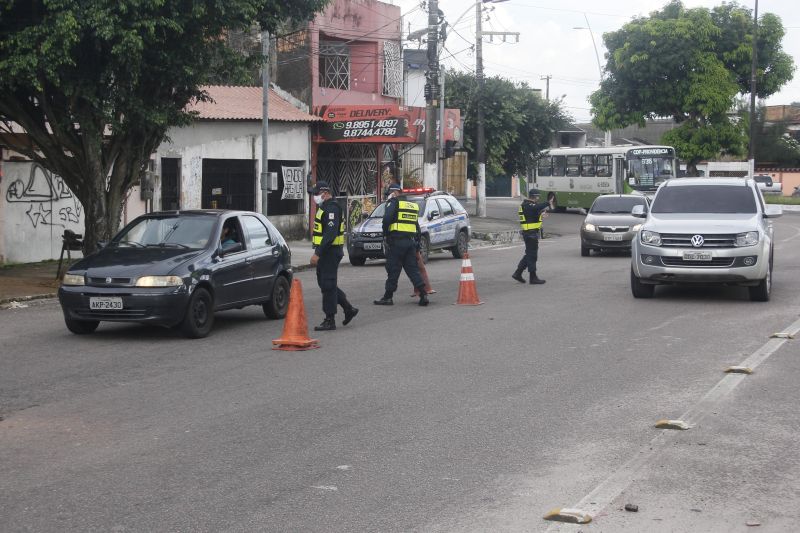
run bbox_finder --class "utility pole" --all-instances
[423,0,440,189]
[475,2,518,217]
[438,64,446,191]
[260,29,270,216]
[540,75,551,101]
[748,0,759,178]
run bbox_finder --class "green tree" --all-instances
[0,0,328,252]
[445,71,567,184]
[754,106,800,167]
[590,0,794,173]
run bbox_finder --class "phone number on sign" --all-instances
[343,128,398,138]
[345,119,398,129]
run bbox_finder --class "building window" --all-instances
[383,40,402,97]
[319,41,350,90]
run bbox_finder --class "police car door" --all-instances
[424,199,444,245]
[435,198,457,244]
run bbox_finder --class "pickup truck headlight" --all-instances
[640,230,662,246]
[135,275,183,287]
[583,223,596,232]
[735,231,759,247]
[61,273,85,286]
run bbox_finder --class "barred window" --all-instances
[319,41,350,90]
[383,40,402,97]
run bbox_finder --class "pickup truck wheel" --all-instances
[748,260,772,302]
[630,268,654,298]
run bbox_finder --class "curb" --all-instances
[0,292,58,307]
[471,230,521,244]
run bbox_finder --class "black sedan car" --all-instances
[58,210,292,338]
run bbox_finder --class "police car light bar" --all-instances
[402,187,435,194]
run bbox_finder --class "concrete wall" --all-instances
[155,120,312,238]
[1,161,85,263]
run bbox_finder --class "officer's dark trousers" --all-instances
[384,236,425,294]
[317,247,352,317]
[517,233,539,274]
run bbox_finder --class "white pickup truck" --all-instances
[753,174,782,195]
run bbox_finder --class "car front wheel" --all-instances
[581,245,591,257]
[419,234,430,263]
[349,255,367,266]
[65,317,100,335]
[263,275,290,319]
[630,268,655,298]
[181,287,214,338]
[451,230,469,258]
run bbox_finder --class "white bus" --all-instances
[533,145,677,210]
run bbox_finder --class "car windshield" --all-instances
[591,197,647,214]
[651,185,757,214]
[112,215,216,249]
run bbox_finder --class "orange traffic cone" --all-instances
[412,250,436,296]
[455,253,483,305]
[272,278,320,351]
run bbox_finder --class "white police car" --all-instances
[347,188,471,266]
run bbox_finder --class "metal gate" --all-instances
[201,159,257,211]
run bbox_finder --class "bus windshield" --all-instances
[626,148,675,191]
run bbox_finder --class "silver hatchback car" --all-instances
[580,194,649,256]
[630,178,782,301]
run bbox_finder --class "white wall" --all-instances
[1,161,84,263]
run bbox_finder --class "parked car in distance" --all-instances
[347,188,470,265]
[58,210,292,338]
[580,194,649,256]
[753,174,782,195]
[630,178,781,301]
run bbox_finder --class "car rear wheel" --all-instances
[419,234,430,263]
[581,245,591,257]
[263,275,290,319]
[64,318,100,335]
[451,230,469,258]
[749,255,772,302]
[630,268,655,298]
[181,287,214,338]
[349,255,367,266]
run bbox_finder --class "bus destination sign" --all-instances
[629,147,673,157]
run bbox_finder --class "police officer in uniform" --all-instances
[309,181,358,331]
[512,188,554,285]
[373,183,429,306]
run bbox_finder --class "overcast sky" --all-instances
[388,0,799,123]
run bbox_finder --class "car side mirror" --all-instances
[220,242,243,255]
[362,212,370,220]
[764,204,783,218]
[428,210,440,220]
[631,204,647,218]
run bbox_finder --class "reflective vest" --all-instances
[312,204,345,246]
[519,203,543,231]
[388,200,420,235]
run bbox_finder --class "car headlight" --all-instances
[135,275,183,287]
[631,223,643,232]
[583,223,596,232]
[640,230,662,246]
[61,273,85,286]
[735,231,759,247]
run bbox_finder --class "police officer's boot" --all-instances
[418,291,429,306]
[314,316,337,331]
[373,292,394,305]
[529,273,546,285]
[343,306,359,325]
[511,268,525,283]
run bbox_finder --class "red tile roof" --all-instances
[188,86,321,122]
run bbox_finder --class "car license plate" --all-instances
[363,242,382,250]
[682,251,712,261]
[603,233,624,241]
[89,297,123,310]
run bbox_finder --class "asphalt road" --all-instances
[2,204,800,532]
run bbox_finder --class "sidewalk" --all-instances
[0,216,519,305]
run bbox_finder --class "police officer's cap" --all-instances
[528,188,541,197]
[386,182,402,195]
[313,181,332,195]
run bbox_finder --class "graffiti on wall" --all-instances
[5,163,82,228]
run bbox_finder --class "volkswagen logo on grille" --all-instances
[691,235,705,247]
[105,277,112,284]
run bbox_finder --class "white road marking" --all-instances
[546,315,800,531]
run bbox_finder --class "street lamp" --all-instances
[573,14,610,147]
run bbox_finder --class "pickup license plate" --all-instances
[363,242,382,250]
[682,251,712,261]
[603,233,624,241]
[90,297,123,310]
